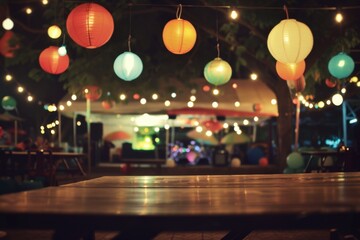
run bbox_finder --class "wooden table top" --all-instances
[0,172,359,232]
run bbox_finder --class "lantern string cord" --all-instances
[283,5,289,19]
[176,4,182,19]
[128,35,131,52]
[216,43,220,58]
[216,14,220,58]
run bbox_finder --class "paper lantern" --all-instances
[328,52,355,79]
[204,57,232,86]
[39,46,69,74]
[202,119,223,133]
[0,31,20,58]
[286,151,304,169]
[66,3,114,49]
[101,100,115,109]
[287,75,306,93]
[84,85,102,101]
[162,18,196,54]
[253,103,262,113]
[267,19,313,63]
[1,96,16,110]
[113,51,143,81]
[276,60,305,81]
[325,78,337,88]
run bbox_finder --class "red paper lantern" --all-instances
[202,119,223,133]
[101,100,115,109]
[276,60,305,81]
[287,75,306,93]
[66,3,114,49]
[39,46,69,74]
[84,85,102,101]
[253,103,262,113]
[325,78,337,88]
[0,31,20,58]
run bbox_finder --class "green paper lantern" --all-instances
[204,57,232,86]
[1,96,16,111]
[328,52,355,79]
[114,51,143,81]
[286,151,304,169]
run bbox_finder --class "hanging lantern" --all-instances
[276,60,305,81]
[162,5,196,54]
[39,46,69,74]
[0,31,20,58]
[47,25,62,39]
[204,57,232,86]
[267,19,313,63]
[287,75,306,93]
[328,52,355,79]
[113,51,143,81]
[253,103,262,113]
[101,100,115,109]
[325,78,337,88]
[66,3,114,49]
[84,85,102,101]
[202,119,223,133]
[1,96,16,111]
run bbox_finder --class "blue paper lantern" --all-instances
[113,51,143,81]
[328,52,355,79]
[204,57,232,86]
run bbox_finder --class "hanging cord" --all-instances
[176,4,182,19]
[283,5,289,19]
[128,5,132,52]
[216,14,220,58]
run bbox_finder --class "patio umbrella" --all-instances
[186,129,219,146]
[0,112,23,122]
[104,130,132,142]
[220,132,251,145]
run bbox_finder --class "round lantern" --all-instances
[47,25,62,39]
[84,85,102,101]
[162,18,197,54]
[328,52,355,79]
[0,31,20,58]
[66,3,114,49]
[1,96,16,110]
[204,57,232,86]
[325,78,337,88]
[267,19,313,63]
[101,100,115,109]
[276,60,305,81]
[253,103,262,113]
[202,119,223,133]
[39,46,69,74]
[287,75,306,93]
[113,51,143,81]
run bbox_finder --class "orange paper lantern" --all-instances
[276,60,305,81]
[39,46,69,74]
[162,18,196,54]
[202,119,223,133]
[66,3,114,49]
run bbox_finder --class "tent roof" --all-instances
[59,78,278,126]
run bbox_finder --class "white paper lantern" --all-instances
[267,19,313,63]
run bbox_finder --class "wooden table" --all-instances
[0,172,359,239]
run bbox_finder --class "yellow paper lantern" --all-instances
[276,60,306,81]
[267,19,313,63]
[162,18,197,54]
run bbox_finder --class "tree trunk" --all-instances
[273,80,294,170]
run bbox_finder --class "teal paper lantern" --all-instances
[204,57,232,86]
[1,96,16,110]
[113,51,143,81]
[328,52,355,79]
